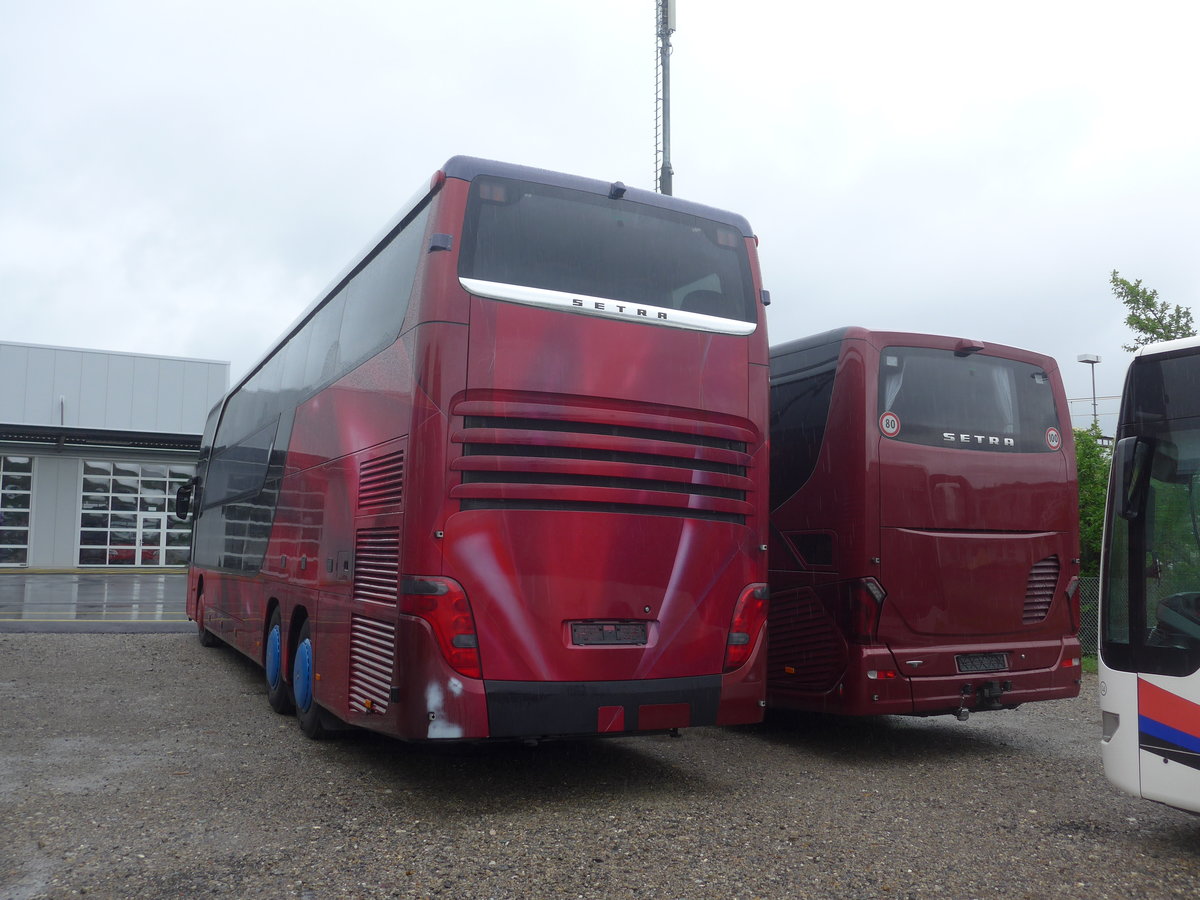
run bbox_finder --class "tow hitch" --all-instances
[956,680,1014,720]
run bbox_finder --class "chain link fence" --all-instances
[1079,575,1099,657]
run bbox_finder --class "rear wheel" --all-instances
[196,588,219,648]
[265,608,293,714]
[292,619,326,740]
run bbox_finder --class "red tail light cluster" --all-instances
[724,584,769,672]
[849,577,886,643]
[1065,576,1081,634]
[400,576,482,679]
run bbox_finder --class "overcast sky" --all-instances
[3,1,1197,433]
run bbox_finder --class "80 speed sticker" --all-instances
[880,411,901,437]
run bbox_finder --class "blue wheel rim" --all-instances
[293,636,314,712]
[266,624,282,690]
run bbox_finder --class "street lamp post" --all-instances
[1077,353,1101,429]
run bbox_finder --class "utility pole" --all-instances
[655,0,676,195]
[1077,353,1101,428]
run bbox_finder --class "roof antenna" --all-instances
[609,181,627,200]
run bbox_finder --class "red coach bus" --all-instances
[177,156,770,741]
[767,327,1081,718]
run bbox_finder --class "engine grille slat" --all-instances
[767,590,846,691]
[1023,555,1060,624]
[359,450,405,510]
[349,615,396,714]
[451,399,756,525]
[354,528,400,605]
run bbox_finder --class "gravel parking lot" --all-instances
[1,633,1197,899]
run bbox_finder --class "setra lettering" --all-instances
[943,432,1016,447]
[568,297,669,321]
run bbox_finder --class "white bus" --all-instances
[1100,336,1200,814]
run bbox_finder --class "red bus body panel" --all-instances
[768,328,1081,717]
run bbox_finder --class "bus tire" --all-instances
[292,619,326,740]
[265,608,294,714]
[196,588,220,648]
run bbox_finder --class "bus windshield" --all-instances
[878,347,1061,452]
[458,175,756,324]
[1104,351,1200,679]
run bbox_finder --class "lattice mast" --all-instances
[655,0,676,195]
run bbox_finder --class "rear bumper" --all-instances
[769,638,1082,717]
[485,675,722,737]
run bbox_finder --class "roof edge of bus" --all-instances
[1133,334,1200,359]
[440,155,755,238]
[769,327,1060,367]
[768,327,857,356]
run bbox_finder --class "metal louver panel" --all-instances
[767,590,846,692]
[349,615,395,714]
[1023,556,1060,624]
[450,396,756,525]
[359,450,404,510]
[354,528,400,605]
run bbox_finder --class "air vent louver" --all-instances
[349,615,395,714]
[359,450,404,510]
[1023,556,1060,624]
[354,528,400,605]
[450,397,756,525]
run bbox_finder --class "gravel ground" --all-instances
[1,633,1197,900]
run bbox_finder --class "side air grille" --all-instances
[1023,556,1060,624]
[359,450,404,511]
[767,590,846,692]
[349,615,395,715]
[449,397,756,525]
[354,528,400,605]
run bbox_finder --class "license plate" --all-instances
[570,621,648,646]
[956,652,1008,673]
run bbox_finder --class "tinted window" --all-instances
[459,176,755,323]
[770,343,840,508]
[204,420,278,509]
[878,348,1061,452]
[339,204,430,367]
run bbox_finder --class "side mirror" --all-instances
[1114,436,1151,520]
[175,480,196,521]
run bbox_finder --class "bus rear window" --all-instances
[878,347,1061,452]
[458,176,755,324]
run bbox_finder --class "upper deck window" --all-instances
[877,347,1061,452]
[458,176,755,327]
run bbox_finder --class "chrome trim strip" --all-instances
[459,278,757,336]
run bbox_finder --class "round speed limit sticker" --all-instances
[1045,427,1062,451]
[880,411,901,438]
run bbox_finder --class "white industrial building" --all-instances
[0,341,228,570]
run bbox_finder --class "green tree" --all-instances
[1075,422,1111,576]
[1112,269,1196,351]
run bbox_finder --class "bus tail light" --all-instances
[400,576,482,679]
[849,578,886,643]
[1065,576,1081,633]
[724,584,769,672]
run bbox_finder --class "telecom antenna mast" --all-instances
[655,0,676,195]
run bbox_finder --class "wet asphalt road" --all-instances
[0,573,190,634]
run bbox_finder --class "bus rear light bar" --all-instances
[724,584,769,672]
[400,576,482,679]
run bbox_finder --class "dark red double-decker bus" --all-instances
[177,157,770,741]
[767,327,1081,718]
